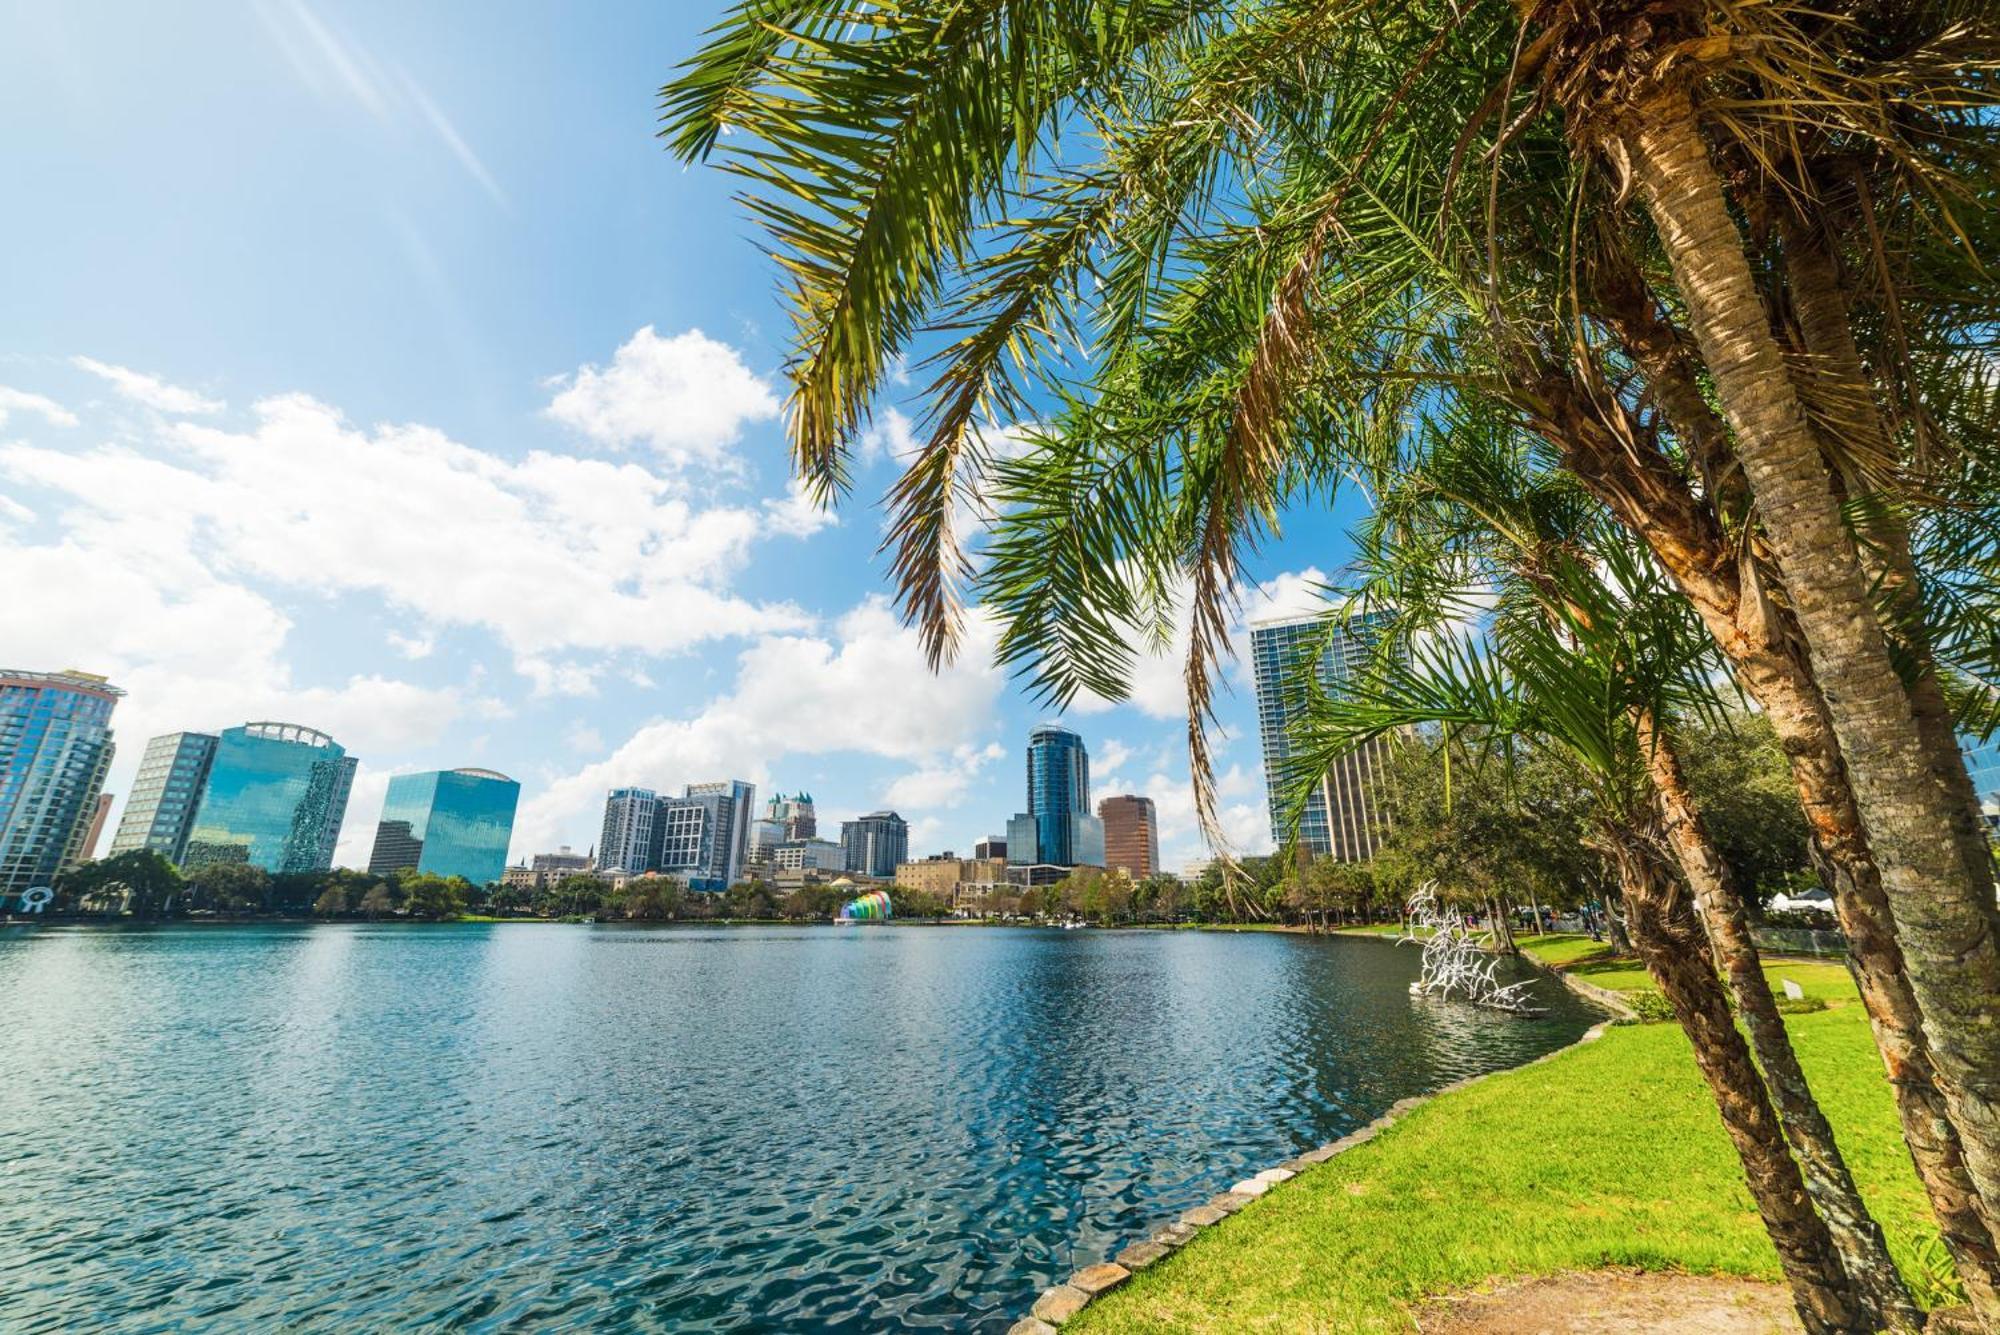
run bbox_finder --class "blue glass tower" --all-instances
[182,722,357,874]
[0,669,122,897]
[1012,725,1104,868]
[1250,610,1397,860]
[367,768,520,885]
[1963,736,1999,836]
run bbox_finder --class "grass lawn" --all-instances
[1074,990,1951,1333]
[1562,954,1857,1006]
[1517,932,1617,968]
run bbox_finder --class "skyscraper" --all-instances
[840,810,909,878]
[1963,737,1999,834]
[1098,794,1159,879]
[367,768,521,885]
[1004,725,1104,868]
[181,722,357,874]
[110,731,219,862]
[684,780,755,886]
[599,787,658,874]
[1250,610,1397,861]
[660,781,754,890]
[0,669,122,896]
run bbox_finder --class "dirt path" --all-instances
[1415,1269,1802,1333]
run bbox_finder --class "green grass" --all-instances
[1074,1000,1941,1333]
[1516,932,1617,968]
[1562,955,1856,1006]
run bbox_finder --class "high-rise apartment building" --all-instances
[180,723,356,874]
[367,768,520,885]
[0,669,122,896]
[599,787,658,874]
[1250,610,1397,861]
[840,810,909,879]
[598,781,755,890]
[110,731,219,862]
[684,780,755,887]
[1005,725,1104,868]
[748,791,816,869]
[1098,794,1159,880]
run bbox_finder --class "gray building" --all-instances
[111,730,219,863]
[0,669,122,898]
[598,780,755,891]
[1250,610,1398,861]
[684,779,755,887]
[840,810,909,879]
[974,835,1007,862]
[599,787,658,874]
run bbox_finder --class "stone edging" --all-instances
[1005,1016,1617,1334]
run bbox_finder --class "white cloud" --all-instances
[387,630,434,660]
[857,407,919,467]
[0,391,814,677]
[762,477,838,538]
[0,386,78,429]
[71,356,225,415]
[882,740,1006,812]
[515,597,1005,850]
[545,326,779,468]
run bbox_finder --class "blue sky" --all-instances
[0,0,1363,872]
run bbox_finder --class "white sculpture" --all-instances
[1401,883,1540,1014]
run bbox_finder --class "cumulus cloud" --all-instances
[0,392,814,680]
[72,356,225,414]
[882,740,1007,811]
[515,597,1006,850]
[545,326,779,468]
[0,386,77,429]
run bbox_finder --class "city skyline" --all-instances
[0,4,1363,876]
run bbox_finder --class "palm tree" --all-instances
[663,2,2000,1315]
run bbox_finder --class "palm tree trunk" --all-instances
[1620,91,2000,1238]
[1566,262,2000,1318]
[1608,823,1866,1335]
[1640,712,1920,1330]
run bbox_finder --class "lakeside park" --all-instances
[4,1,2000,1332]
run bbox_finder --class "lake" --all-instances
[0,923,1600,1331]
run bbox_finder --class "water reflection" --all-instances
[0,924,1599,1332]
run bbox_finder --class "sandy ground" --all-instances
[1414,1269,1804,1334]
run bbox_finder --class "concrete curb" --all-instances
[1004,1014,1617,1330]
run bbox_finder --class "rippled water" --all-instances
[0,923,1599,1331]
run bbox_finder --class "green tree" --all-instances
[358,884,393,921]
[312,886,349,918]
[399,874,468,921]
[666,11,2000,1313]
[188,861,271,913]
[59,850,182,918]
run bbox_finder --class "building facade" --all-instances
[974,835,1007,862]
[895,853,1006,912]
[772,837,845,872]
[367,768,520,885]
[598,781,755,890]
[0,669,122,897]
[684,780,755,887]
[109,731,218,863]
[1097,794,1159,880]
[841,810,909,879]
[1250,611,1398,861]
[599,787,658,874]
[1965,737,2000,834]
[1006,725,1104,869]
[181,722,356,874]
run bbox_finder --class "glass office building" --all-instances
[110,731,218,863]
[367,768,520,886]
[1965,737,2000,835]
[1250,610,1398,861]
[1006,725,1104,868]
[182,722,357,874]
[0,669,122,897]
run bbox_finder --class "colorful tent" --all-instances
[837,889,893,922]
